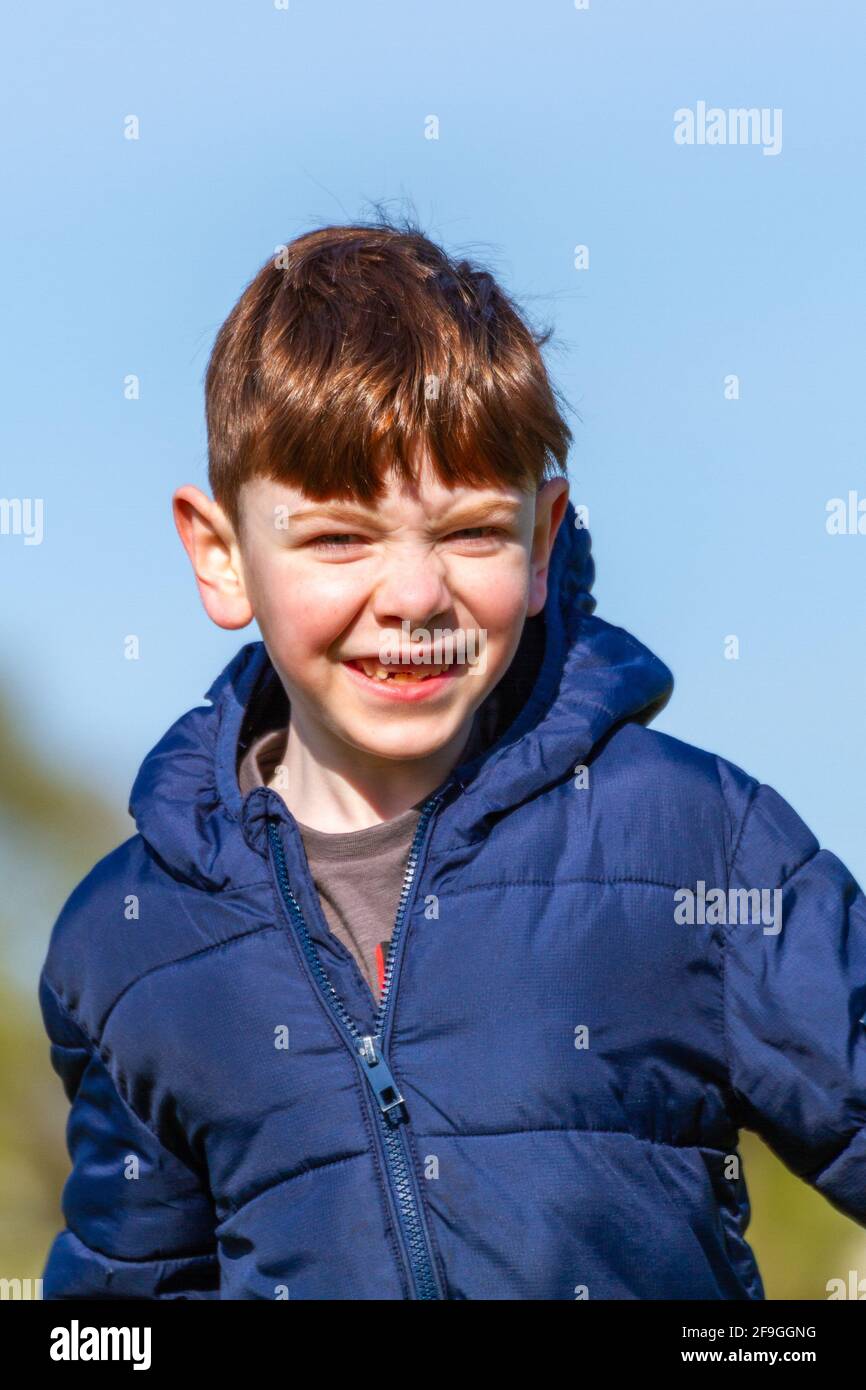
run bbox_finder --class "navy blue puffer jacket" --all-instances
[39,502,866,1299]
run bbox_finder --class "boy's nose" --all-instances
[371,552,454,631]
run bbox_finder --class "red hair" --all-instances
[205,219,571,532]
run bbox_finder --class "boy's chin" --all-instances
[335,714,469,765]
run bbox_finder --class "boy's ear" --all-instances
[527,477,570,617]
[172,485,254,630]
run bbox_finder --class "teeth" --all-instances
[356,658,448,682]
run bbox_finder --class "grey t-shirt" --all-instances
[237,696,500,1001]
[238,729,423,1001]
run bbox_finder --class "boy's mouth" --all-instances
[344,657,458,684]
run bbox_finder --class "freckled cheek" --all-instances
[462,566,529,643]
[259,569,364,666]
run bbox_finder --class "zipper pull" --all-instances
[357,1035,406,1121]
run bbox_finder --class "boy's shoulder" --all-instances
[38,825,271,1049]
[39,833,148,1047]
[600,717,757,799]
[595,719,829,888]
[596,717,763,848]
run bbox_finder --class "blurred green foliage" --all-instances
[740,1130,864,1299]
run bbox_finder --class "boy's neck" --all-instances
[267,705,477,833]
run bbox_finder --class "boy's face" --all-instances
[174,456,569,772]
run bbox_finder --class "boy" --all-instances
[39,222,866,1300]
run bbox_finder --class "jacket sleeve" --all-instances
[723,778,866,1225]
[39,973,220,1299]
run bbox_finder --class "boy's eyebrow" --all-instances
[287,497,524,528]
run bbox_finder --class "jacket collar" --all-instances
[443,501,674,844]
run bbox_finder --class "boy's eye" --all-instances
[307,526,504,552]
[448,526,503,543]
[309,533,365,550]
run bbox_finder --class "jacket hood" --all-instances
[129,501,674,889]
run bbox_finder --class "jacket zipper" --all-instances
[267,788,448,1300]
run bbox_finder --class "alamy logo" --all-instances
[826,491,866,535]
[50,1319,151,1370]
[826,1270,866,1299]
[674,880,782,935]
[674,101,782,156]
[0,497,44,545]
[378,619,488,674]
[0,1276,42,1299]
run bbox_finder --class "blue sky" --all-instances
[3,0,864,883]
